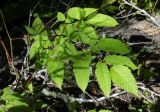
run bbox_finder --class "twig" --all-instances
[122,0,160,27]
[42,88,127,103]
[138,92,153,103]
[152,0,159,13]
[138,86,160,97]
[0,10,13,62]
[28,1,41,26]
[0,37,11,64]
[127,42,152,46]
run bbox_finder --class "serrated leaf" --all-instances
[47,60,64,89]
[110,65,138,95]
[95,62,111,97]
[64,24,74,37]
[83,8,98,17]
[64,43,78,58]
[32,17,47,36]
[67,7,83,20]
[29,41,40,59]
[33,34,49,41]
[73,24,98,44]
[104,55,137,70]
[67,7,98,20]
[56,24,65,35]
[57,12,66,21]
[86,14,118,27]
[73,54,91,92]
[97,38,130,54]
[54,36,66,46]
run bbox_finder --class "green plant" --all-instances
[26,7,138,96]
[0,87,33,112]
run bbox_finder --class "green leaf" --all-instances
[56,24,65,35]
[29,40,40,59]
[97,38,130,54]
[67,7,83,20]
[28,83,33,93]
[53,37,66,59]
[87,110,96,112]
[32,17,47,36]
[64,24,74,37]
[54,36,66,46]
[29,34,51,60]
[104,55,137,70]
[110,65,138,95]
[83,8,98,17]
[1,87,32,111]
[73,54,91,92]
[99,110,113,112]
[67,7,98,20]
[95,62,111,97]
[86,14,118,27]
[64,42,78,58]
[100,0,117,8]
[72,24,98,44]
[57,12,66,21]
[25,26,36,35]
[47,60,64,89]
[33,34,49,41]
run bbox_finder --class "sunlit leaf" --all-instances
[83,8,98,17]
[72,23,98,44]
[29,41,40,59]
[1,87,32,111]
[86,14,118,27]
[47,60,64,89]
[110,65,138,95]
[95,62,111,96]
[67,7,83,20]
[97,38,130,54]
[57,12,66,21]
[64,24,74,37]
[32,17,47,36]
[73,54,91,92]
[104,55,137,70]
[65,42,78,57]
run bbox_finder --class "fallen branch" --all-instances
[122,0,160,27]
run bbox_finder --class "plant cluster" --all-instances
[0,7,139,111]
[26,7,138,96]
